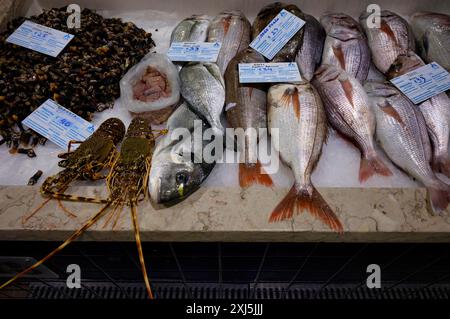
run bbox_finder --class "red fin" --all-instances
[359,154,393,182]
[239,161,273,188]
[380,20,398,45]
[332,45,346,70]
[432,156,450,178]
[339,79,354,107]
[222,15,232,35]
[269,185,343,233]
[427,183,450,214]
[378,102,405,127]
[280,87,300,119]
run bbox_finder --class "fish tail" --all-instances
[432,155,450,178]
[239,161,273,188]
[359,153,392,182]
[269,184,343,232]
[427,182,450,215]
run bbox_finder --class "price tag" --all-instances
[22,99,95,150]
[6,20,74,57]
[238,62,302,83]
[167,42,221,62]
[249,9,305,60]
[390,62,450,104]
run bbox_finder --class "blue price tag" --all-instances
[6,20,74,57]
[249,9,305,60]
[390,62,450,104]
[22,99,95,150]
[238,62,302,83]
[167,42,222,62]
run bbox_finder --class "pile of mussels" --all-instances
[0,7,155,152]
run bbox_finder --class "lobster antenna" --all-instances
[0,201,112,290]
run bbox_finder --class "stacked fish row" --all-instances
[147,3,450,232]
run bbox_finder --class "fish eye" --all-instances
[175,172,188,185]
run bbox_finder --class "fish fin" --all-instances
[378,102,405,127]
[380,20,398,46]
[269,185,343,232]
[359,153,393,182]
[332,45,346,70]
[427,184,450,215]
[280,87,300,119]
[239,161,273,188]
[339,79,354,107]
[432,155,450,179]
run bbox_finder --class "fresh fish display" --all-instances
[387,51,450,178]
[179,62,226,137]
[320,13,370,83]
[312,64,392,182]
[170,14,210,43]
[411,12,450,71]
[252,2,305,62]
[295,14,326,81]
[208,11,251,75]
[149,103,215,204]
[365,81,450,214]
[225,48,273,188]
[268,82,343,231]
[360,10,415,74]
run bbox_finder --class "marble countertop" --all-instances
[1,186,449,242]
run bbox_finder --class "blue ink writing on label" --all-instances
[6,20,74,57]
[390,62,450,104]
[238,62,302,83]
[22,99,95,150]
[167,42,222,62]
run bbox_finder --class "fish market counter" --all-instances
[1,186,449,242]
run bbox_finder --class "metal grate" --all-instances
[25,282,450,299]
[0,242,449,299]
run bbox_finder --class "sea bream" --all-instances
[312,64,392,182]
[149,103,215,204]
[170,15,210,43]
[320,13,370,83]
[387,51,450,178]
[208,11,251,76]
[268,82,343,231]
[295,14,326,81]
[224,48,273,188]
[365,81,450,214]
[411,12,450,71]
[179,62,225,138]
[252,2,305,62]
[360,10,415,74]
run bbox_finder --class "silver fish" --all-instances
[387,51,450,178]
[268,82,343,231]
[321,13,370,83]
[207,11,251,75]
[365,81,450,214]
[360,10,415,74]
[411,12,450,71]
[170,15,210,43]
[149,103,215,204]
[312,64,392,182]
[295,14,326,81]
[179,62,225,137]
[224,48,273,188]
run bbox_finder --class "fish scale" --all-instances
[268,82,342,231]
[313,64,392,182]
[365,81,450,214]
[208,11,251,76]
